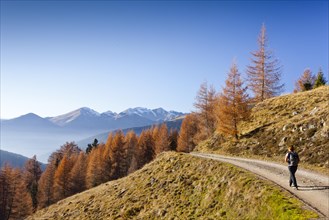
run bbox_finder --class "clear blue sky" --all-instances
[1,1,328,119]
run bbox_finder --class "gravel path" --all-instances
[191,152,329,218]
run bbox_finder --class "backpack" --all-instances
[289,152,299,166]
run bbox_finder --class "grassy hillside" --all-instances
[198,86,329,171]
[28,152,317,219]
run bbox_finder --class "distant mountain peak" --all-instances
[49,107,100,126]
[78,107,100,116]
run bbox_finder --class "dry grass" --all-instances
[28,152,318,220]
[198,86,329,172]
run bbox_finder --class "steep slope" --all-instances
[199,86,329,169]
[28,152,317,219]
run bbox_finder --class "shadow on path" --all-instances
[297,186,329,191]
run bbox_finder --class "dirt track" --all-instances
[191,152,329,218]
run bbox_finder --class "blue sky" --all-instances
[1,1,328,119]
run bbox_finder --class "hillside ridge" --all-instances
[28,152,318,219]
[198,86,329,169]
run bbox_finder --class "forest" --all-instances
[0,24,327,220]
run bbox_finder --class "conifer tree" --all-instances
[54,155,74,201]
[0,164,32,219]
[86,139,99,154]
[217,61,250,140]
[101,142,112,182]
[69,152,87,194]
[37,164,56,208]
[294,68,315,92]
[154,124,170,155]
[136,130,155,168]
[168,129,179,151]
[11,169,32,219]
[24,155,42,212]
[109,130,126,180]
[177,113,199,152]
[314,68,327,88]
[194,81,217,140]
[247,23,284,102]
[86,146,106,188]
[125,131,139,174]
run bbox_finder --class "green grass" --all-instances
[28,152,318,220]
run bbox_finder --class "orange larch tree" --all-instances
[24,155,42,212]
[0,164,32,220]
[124,130,139,174]
[247,23,284,102]
[86,145,106,188]
[136,129,155,169]
[294,68,315,92]
[68,152,87,194]
[217,61,250,140]
[168,129,179,151]
[177,113,199,153]
[194,81,217,141]
[37,163,56,208]
[54,155,74,201]
[109,130,126,180]
[153,124,170,155]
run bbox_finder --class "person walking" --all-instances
[285,146,300,190]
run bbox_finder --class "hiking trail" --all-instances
[191,152,329,218]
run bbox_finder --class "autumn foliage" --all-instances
[247,24,284,102]
[217,62,250,139]
[0,123,178,219]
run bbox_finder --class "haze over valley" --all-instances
[1,107,185,162]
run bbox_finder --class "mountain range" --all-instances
[1,107,185,162]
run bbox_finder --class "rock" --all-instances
[279,137,287,146]
[292,111,298,116]
[309,107,319,115]
[308,124,316,129]
[299,126,305,132]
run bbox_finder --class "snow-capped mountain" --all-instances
[116,107,184,122]
[1,107,186,162]
[49,107,185,128]
[49,107,101,126]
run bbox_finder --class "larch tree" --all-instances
[194,81,217,140]
[168,129,179,151]
[54,155,74,201]
[48,142,81,168]
[37,163,56,208]
[0,164,32,220]
[100,142,112,183]
[125,131,139,174]
[294,68,315,92]
[154,124,170,155]
[314,68,327,88]
[217,61,250,140]
[24,155,42,212]
[136,129,155,169]
[247,23,284,102]
[86,146,106,188]
[68,152,87,194]
[10,168,32,219]
[177,113,199,153]
[109,130,126,180]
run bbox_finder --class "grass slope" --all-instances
[29,152,317,219]
[198,86,329,171]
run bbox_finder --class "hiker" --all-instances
[285,146,300,190]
